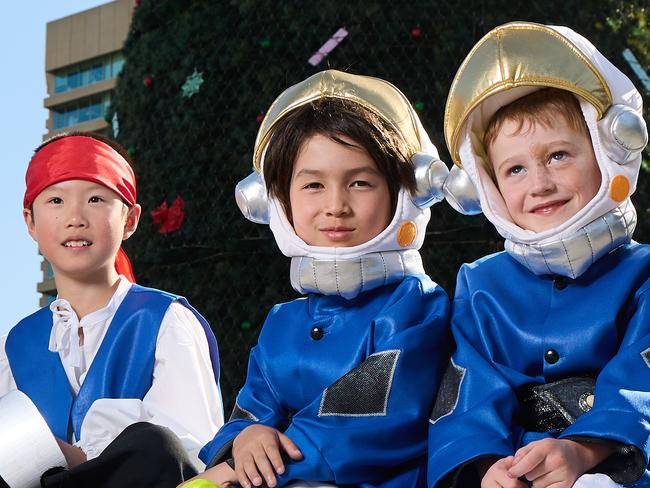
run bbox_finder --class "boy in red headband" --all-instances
[0,132,224,487]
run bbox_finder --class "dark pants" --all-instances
[40,422,198,488]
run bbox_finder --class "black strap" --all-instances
[518,376,596,432]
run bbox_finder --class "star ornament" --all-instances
[181,69,204,98]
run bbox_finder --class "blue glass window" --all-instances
[111,56,125,77]
[53,52,124,94]
[52,93,111,130]
[67,71,80,90]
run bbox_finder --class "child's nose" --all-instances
[325,189,350,216]
[65,205,88,227]
[530,165,556,194]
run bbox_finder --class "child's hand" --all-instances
[179,461,237,488]
[508,438,613,488]
[480,456,528,488]
[232,424,303,488]
[55,438,87,468]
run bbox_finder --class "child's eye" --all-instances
[48,197,63,204]
[350,180,371,188]
[89,196,105,203]
[508,165,524,176]
[303,182,323,190]
[550,151,567,162]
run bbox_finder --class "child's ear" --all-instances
[122,204,141,241]
[23,208,37,241]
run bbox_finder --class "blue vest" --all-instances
[6,284,220,442]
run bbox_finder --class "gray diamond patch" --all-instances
[642,347,650,369]
[230,401,258,422]
[430,358,466,424]
[318,349,400,417]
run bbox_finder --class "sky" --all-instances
[0,1,111,336]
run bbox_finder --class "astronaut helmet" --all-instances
[235,69,449,262]
[443,22,647,255]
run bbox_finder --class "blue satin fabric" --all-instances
[6,284,220,442]
[200,275,451,488]
[427,242,650,487]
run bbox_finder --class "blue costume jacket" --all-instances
[427,242,650,487]
[6,284,220,443]
[201,275,450,487]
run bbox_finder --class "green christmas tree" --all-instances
[111,0,649,411]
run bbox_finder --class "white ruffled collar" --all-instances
[48,276,132,368]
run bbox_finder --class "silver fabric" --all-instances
[0,390,66,488]
[291,249,425,299]
[443,164,482,215]
[600,104,648,165]
[235,172,270,224]
[505,200,637,278]
[412,152,449,209]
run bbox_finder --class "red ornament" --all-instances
[135,0,141,6]
[410,26,422,40]
[143,75,154,88]
[151,196,185,234]
[151,201,168,226]
[256,112,265,124]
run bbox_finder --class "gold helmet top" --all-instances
[444,21,613,166]
[253,69,425,172]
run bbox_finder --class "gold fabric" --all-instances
[445,21,613,165]
[253,69,423,171]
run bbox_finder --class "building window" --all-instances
[53,52,125,94]
[52,93,111,129]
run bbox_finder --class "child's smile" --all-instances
[529,199,569,216]
[62,238,92,249]
[319,226,356,242]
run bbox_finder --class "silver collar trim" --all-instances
[290,249,425,299]
[505,200,637,278]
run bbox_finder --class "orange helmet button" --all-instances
[397,221,417,247]
[610,175,630,202]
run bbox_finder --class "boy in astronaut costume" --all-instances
[191,70,452,488]
[428,22,649,488]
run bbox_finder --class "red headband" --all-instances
[24,136,136,209]
[25,136,138,282]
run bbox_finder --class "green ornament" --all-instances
[181,69,204,98]
[127,146,137,156]
[240,320,252,330]
[415,101,425,111]
[180,481,219,488]
[260,39,271,49]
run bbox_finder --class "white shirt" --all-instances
[0,276,224,465]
